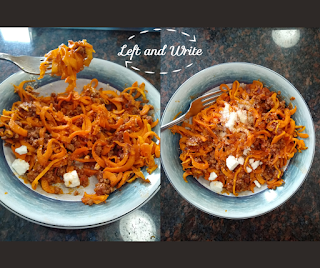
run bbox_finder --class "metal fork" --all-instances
[0,53,52,75]
[161,89,223,131]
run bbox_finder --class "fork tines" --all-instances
[39,57,52,73]
[199,90,223,109]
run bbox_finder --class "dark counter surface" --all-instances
[0,27,160,241]
[160,27,320,241]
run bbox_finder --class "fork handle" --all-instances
[161,114,187,132]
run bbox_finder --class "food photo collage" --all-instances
[0,27,318,241]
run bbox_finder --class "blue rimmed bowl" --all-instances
[0,58,160,229]
[161,62,315,219]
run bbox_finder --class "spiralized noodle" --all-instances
[39,39,95,92]
[0,79,160,205]
[171,80,308,196]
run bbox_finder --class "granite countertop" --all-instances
[160,27,320,241]
[0,27,160,241]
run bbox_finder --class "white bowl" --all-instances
[0,58,160,228]
[161,62,315,219]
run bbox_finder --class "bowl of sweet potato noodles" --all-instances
[0,57,160,228]
[161,62,315,219]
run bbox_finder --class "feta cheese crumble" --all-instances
[226,155,239,171]
[243,148,251,156]
[237,156,244,165]
[12,159,30,175]
[251,160,261,170]
[246,166,253,173]
[254,180,261,188]
[63,170,80,188]
[15,145,28,155]
[209,181,223,193]
[208,171,218,181]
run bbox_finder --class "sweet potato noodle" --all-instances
[0,79,160,205]
[39,39,95,92]
[170,80,308,196]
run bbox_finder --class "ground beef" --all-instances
[27,127,40,139]
[72,106,83,116]
[18,102,37,118]
[206,151,217,167]
[95,144,102,157]
[56,166,67,177]
[83,198,94,206]
[186,136,201,147]
[123,117,130,123]
[65,108,74,116]
[15,121,22,127]
[96,170,103,181]
[26,164,42,183]
[94,171,113,195]
[66,143,75,152]
[113,131,124,142]
[43,170,56,184]
[74,45,86,57]
[269,139,286,159]
[142,115,153,125]
[29,137,39,148]
[107,149,114,158]
[74,117,84,127]
[94,183,113,195]
[71,136,82,149]
[80,175,89,187]
[262,166,277,181]
[113,144,125,158]
[264,96,274,111]
[130,107,140,115]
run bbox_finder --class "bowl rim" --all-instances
[0,185,160,229]
[160,61,316,220]
[0,58,161,229]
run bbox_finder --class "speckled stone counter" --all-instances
[160,27,320,241]
[0,27,160,241]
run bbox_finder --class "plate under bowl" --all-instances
[0,58,161,229]
[161,62,315,219]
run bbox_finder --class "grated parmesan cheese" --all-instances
[237,109,248,124]
[225,111,238,131]
[220,100,253,133]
